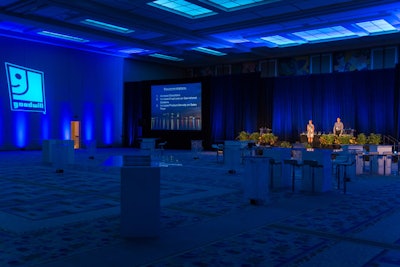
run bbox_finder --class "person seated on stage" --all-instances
[306,120,315,144]
[333,117,344,136]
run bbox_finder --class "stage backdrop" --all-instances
[124,68,400,149]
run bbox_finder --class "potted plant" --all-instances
[259,133,278,146]
[367,133,381,145]
[237,131,250,141]
[279,141,292,148]
[249,132,260,143]
[319,134,335,148]
[356,133,367,145]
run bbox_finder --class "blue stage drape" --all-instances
[123,68,399,148]
[209,73,273,142]
[272,69,397,141]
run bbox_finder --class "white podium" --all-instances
[224,140,245,171]
[120,166,160,238]
[243,156,270,205]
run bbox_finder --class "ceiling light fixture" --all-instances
[292,26,356,42]
[356,19,397,34]
[81,19,134,34]
[147,0,217,19]
[37,30,89,43]
[192,47,226,56]
[149,53,184,61]
[260,35,302,46]
[199,0,280,12]
[119,48,147,54]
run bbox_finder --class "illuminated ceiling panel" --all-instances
[192,47,226,56]
[292,26,357,42]
[356,19,397,34]
[119,48,148,54]
[199,0,280,12]
[147,0,217,19]
[81,19,134,34]
[149,53,184,61]
[37,31,89,43]
[260,35,301,46]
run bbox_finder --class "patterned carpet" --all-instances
[1,148,400,266]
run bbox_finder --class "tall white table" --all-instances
[120,165,160,238]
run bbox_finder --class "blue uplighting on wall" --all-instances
[61,103,72,140]
[83,102,94,142]
[14,112,27,148]
[41,115,50,140]
[102,103,113,145]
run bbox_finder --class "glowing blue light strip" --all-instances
[37,30,89,42]
[149,53,184,61]
[292,26,356,42]
[147,0,217,19]
[199,0,280,12]
[81,19,134,34]
[356,19,397,34]
[192,47,226,56]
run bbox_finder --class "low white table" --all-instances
[42,139,74,165]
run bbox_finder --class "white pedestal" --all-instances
[42,139,74,165]
[224,141,244,171]
[191,140,203,158]
[120,166,160,238]
[243,157,270,205]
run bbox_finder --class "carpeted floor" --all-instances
[1,148,400,266]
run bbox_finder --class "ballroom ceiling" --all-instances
[1,0,400,66]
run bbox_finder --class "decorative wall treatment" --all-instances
[333,49,370,72]
[278,56,310,76]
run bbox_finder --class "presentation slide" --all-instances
[151,82,202,130]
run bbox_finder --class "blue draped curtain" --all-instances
[272,69,396,141]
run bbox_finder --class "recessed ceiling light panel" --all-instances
[37,30,89,43]
[292,26,356,42]
[261,35,301,46]
[356,19,397,34]
[81,19,134,34]
[149,53,184,61]
[192,47,226,56]
[147,0,217,19]
[199,0,280,12]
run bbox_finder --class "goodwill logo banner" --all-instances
[5,62,46,114]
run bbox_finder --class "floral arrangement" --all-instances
[236,131,278,146]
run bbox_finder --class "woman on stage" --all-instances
[306,120,315,145]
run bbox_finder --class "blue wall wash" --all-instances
[0,36,124,149]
